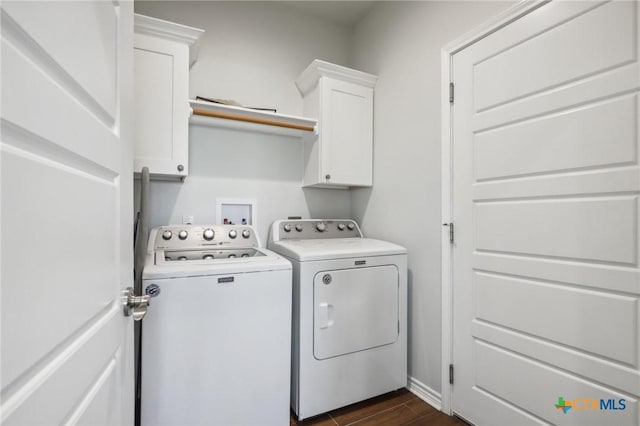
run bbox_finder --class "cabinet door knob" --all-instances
[325,174,331,180]
[177,164,184,172]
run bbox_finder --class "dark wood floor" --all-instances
[290,388,469,426]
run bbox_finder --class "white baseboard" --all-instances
[407,376,442,411]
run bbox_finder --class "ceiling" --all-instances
[279,1,378,27]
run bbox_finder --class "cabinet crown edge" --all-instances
[134,14,204,66]
[295,59,377,96]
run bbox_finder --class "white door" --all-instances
[321,78,373,187]
[313,266,399,359]
[133,31,189,178]
[452,1,640,425]
[1,1,134,424]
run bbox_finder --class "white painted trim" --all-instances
[441,0,548,55]
[407,376,442,411]
[440,43,454,416]
[134,14,203,46]
[295,59,378,96]
[134,14,204,67]
[439,0,549,416]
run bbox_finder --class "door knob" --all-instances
[122,287,150,321]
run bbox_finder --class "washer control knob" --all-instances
[347,222,356,230]
[283,224,292,232]
[316,222,326,232]
[229,230,237,239]
[337,223,346,231]
[242,229,251,239]
[162,230,172,240]
[178,230,188,240]
[295,224,303,232]
[203,228,215,241]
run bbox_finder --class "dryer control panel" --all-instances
[152,225,259,249]
[271,219,362,241]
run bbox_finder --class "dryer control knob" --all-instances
[347,223,355,230]
[242,229,251,239]
[229,230,237,239]
[203,228,215,241]
[316,222,326,232]
[178,230,188,240]
[283,224,292,232]
[337,223,346,231]
[295,224,303,232]
[162,230,172,240]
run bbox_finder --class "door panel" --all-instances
[475,342,638,426]
[475,271,638,364]
[133,33,189,176]
[134,42,175,161]
[474,95,638,181]
[322,78,373,186]
[1,149,118,386]
[2,1,118,121]
[452,1,640,424]
[313,266,399,359]
[1,1,133,425]
[2,313,123,424]
[476,197,637,264]
[474,1,635,111]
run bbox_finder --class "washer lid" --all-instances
[268,238,407,261]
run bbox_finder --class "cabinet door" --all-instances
[320,78,373,187]
[134,33,189,178]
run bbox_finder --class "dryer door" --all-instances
[313,265,399,360]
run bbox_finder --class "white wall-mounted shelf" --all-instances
[189,99,318,138]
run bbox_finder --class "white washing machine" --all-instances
[268,219,407,420]
[141,224,292,426]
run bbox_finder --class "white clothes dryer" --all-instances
[141,225,292,426]
[268,219,407,420]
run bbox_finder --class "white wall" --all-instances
[134,0,518,402]
[349,1,515,396]
[133,1,353,241]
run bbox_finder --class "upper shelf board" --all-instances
[189,99,318,138]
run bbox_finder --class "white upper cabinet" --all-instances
[296,60,377,188]
[133,14,203,179]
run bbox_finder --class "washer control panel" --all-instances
[153,225,259,249]
[274,219,362,240]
